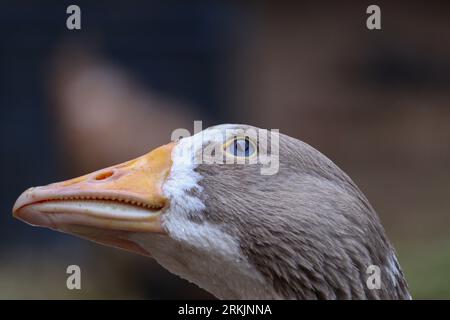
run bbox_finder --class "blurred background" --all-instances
[1,1,449,299]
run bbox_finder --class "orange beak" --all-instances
[12,142,175,255]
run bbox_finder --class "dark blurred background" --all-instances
[1,1,449,299]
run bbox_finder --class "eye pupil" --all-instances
[233,139,239,155]
[244,139,249,156]
[228,137,254,157]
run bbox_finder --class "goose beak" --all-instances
[12,142,174,255]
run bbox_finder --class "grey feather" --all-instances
[193,125,410,299]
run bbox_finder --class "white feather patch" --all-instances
[130,130,273,299]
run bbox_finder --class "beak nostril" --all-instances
[94,171,114,181]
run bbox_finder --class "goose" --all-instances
[13,124,411,299]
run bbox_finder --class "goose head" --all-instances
[13,124,410,299]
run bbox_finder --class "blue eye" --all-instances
[226,137,255,157]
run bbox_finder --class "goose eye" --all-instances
[226,137,255,157]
